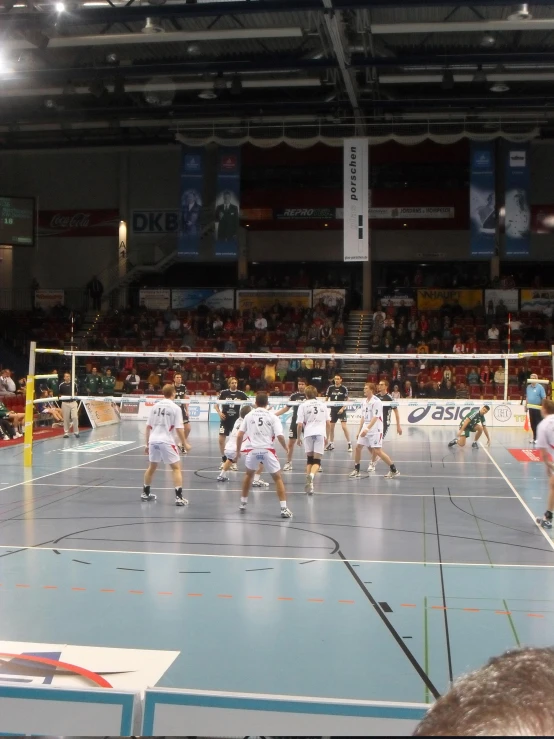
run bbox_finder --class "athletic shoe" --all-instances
[141,492,157,501]
[384,470,400,479]
[280,507,293,518]
[252,479,269,488]
[304,474,313,493]
[175,495,189,507]
[448,439,458,447]
[348,443,353,452]
[230,463,238,471]
[325,442,334,451]
[74,433,80,438]
[2,435,9,441]
[216,474,228,482]
[531,439,537,445]
[318,466,323,473]
[537,516,553,530]
[63,433,69,438]
[13,432,22,439]
[472,442,479,449]
[239,503,247,512]
[349,469,361,478]
[283,462,293,471]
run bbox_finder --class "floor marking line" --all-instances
[217,594,233,598]
[432,487,454,684]
[528,613,544,618]
[339,599,355,604]
[308,598,324,602]
[43,585,57,589]
[482,445,554,552]
[277,597,294,601]
[496,610,512,615]
[158,591,173,595]
[402,603,417,607]
[71,587,86,591]
[187,593,202,597]
[15,584,29,588]
[100,589,115,592]
[0,544,552,567]
[247,596,263,599]
[129,590,143,594]
[463,608,480,612]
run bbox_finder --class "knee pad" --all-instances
[222,455,227,462]
[307,454,315,466]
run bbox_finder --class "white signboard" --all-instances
[35,289,64,310]
[343,138,368,262]
[120,395,209,423]
[312,288,346,308]
[484,289,519,312]
[139,289,171,311]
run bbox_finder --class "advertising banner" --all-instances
[139,289,171,311]
[276,207,337,220]
[236,290,311,311]
[82,399,120,428]
[520,289,554,314]
[417,289,483,311]
[178,147,204,257]
[312,288,346,309]
[38,210,119,238]
[34,289,64,310]
[120,395,208,423]
[171,288,234,311]
[214,147,241,258]
[343,138,369,262]
[484,289,519,313]
[369,206,454,220]
[132,210,179,235]
[469,143,496,257]
[505,144,531,257]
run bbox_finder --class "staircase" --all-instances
[341,311,372,395]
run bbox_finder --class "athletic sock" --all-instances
[143,484,150,493]
[354,463,360,472]
[280,500,287,509]
[254,474,260,482]
[390,464,397,473]
[175,487,183,498]
[309,473,314,480]
[545,510,553,520]
[241,497,248,504]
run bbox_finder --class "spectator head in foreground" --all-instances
[413,647,554,736]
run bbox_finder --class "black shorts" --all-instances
[219,415,237,436]
[289,424,298,440]
[330,407,347,423]
[383,423,389,438]
[182,407,190,425]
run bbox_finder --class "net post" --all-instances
[23,341,37,468]
[503,357,509,402]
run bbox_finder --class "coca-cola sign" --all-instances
[38,209,119,237]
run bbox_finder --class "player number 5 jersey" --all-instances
[147,399,184,443]
[240,408,283,451]
[362,396,384,434]
[297,398,329,437]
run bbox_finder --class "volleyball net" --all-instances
[22,342,553,466]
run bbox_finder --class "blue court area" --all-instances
[0,421,553,707]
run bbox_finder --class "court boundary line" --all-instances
[0,545,552,567]
[482,445,554,552]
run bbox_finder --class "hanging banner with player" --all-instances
[214,147,241,258]
[469,142,496,257]
[178,147,204,257]
[343,138,368,262]
[505,144,531,257]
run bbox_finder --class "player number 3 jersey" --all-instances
[297,398,329,437]
[147,399,184,443]
[362,396,384,434]
[240,408,283,451]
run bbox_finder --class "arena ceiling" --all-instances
[1,0,554,147]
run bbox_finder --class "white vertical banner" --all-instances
[118,220,127,280]
[343,137,369,262]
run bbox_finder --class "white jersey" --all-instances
[240,407,283,451]
[225,418,247,452]
[147,398,184,444]
[297,398,329,437]
[361,395,384,435]
[536,414,554,453]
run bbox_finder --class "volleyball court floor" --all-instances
[0,421,553,706]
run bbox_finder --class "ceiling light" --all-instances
[106,52,118,64]
[198,89,217,100]
[441,68,454,90]
[187,43,200,55]
[230,75,242,95]
[508,3,532,20]
[44,98,56,108]
[54,2,65,11]
[472,65,487,84]
[142,17,164,34]
[490,82,510,92]
[480,33,496,48]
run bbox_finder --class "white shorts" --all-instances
[357,431,383,449]
[244,449,281,475]
[304,434,325,455]
[149,441,180,465]
[224,445,238,462]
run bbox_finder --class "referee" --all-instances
[59,372,79,438]
[525,373,546,444]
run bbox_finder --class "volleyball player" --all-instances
[173,372,192,453]
[325,374,352,452]
[349,382,400,479]
[535,399,554,529]
[142,384,188,506]
[215,377,248,469]
[274,377,307,470]
[448,406,491,448]
[217,404,268,487]
[296,385,330,495]
[235,392,292,518]
[368,379,403,472]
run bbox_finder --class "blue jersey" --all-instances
[526,383,546,410]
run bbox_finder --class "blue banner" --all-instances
[178,147,204,257]
[505,144,531,257]
[469,143,496,257]
[214,147,240,258]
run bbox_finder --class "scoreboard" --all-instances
[0,196,36,246]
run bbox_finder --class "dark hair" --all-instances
[542,398,554,415]
[297,377,307,385]
[483,404,491,411]
[413,647,554,736]
[256,392,269,407]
